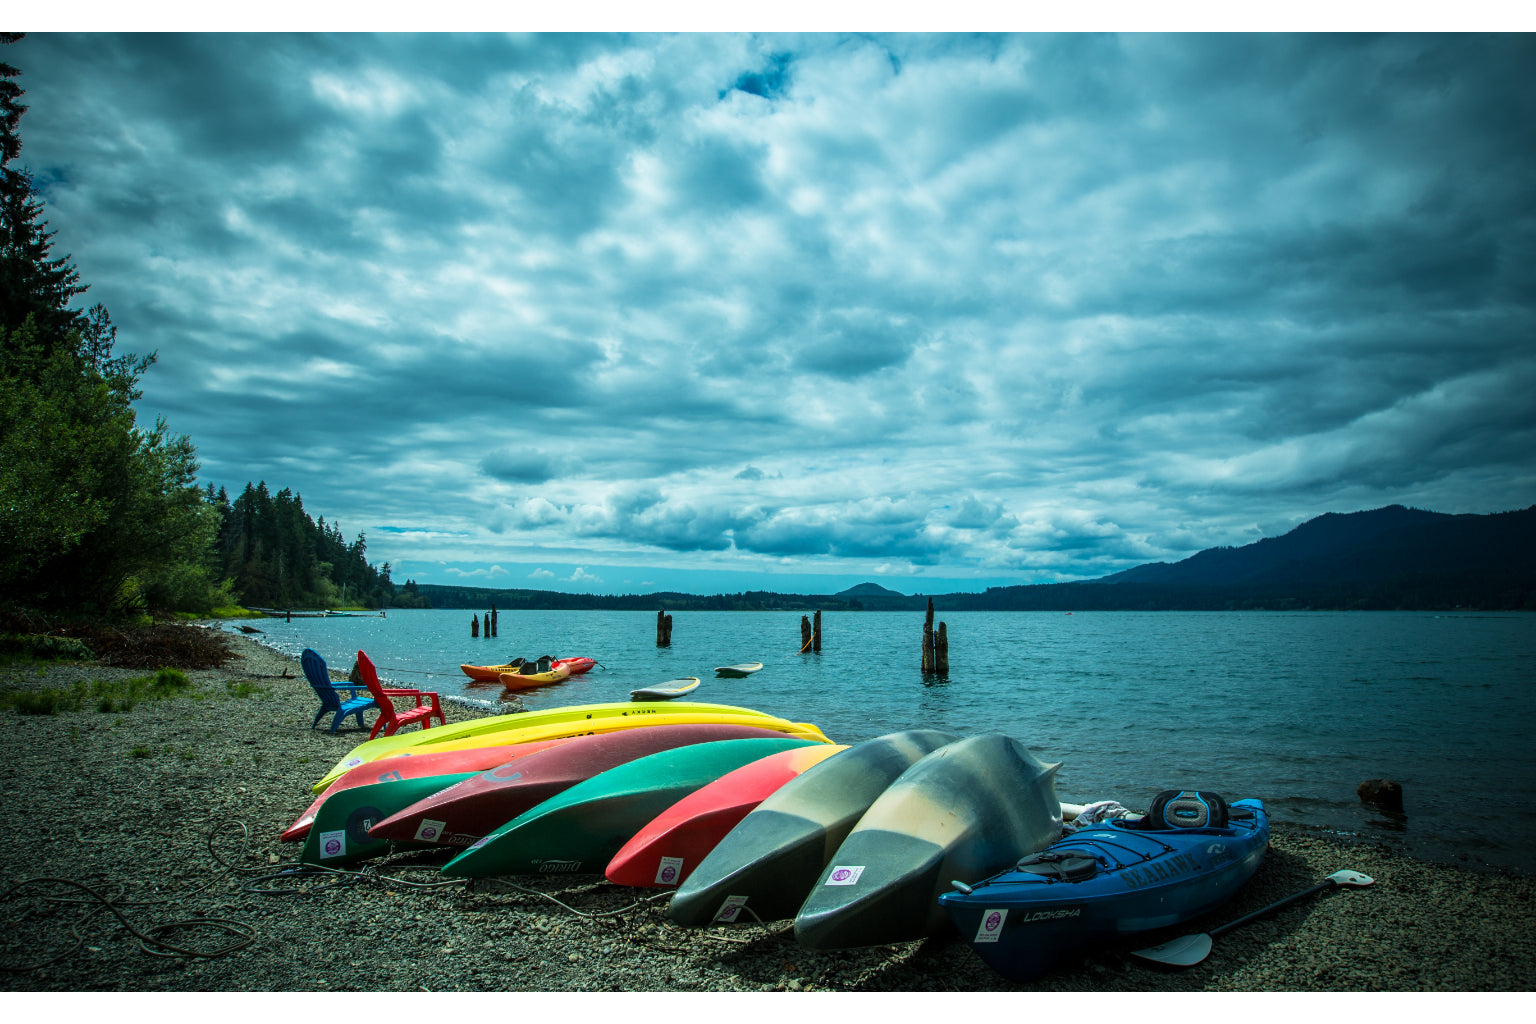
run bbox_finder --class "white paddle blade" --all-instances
[1329,870,1374,887]
[1130,932,1213,967]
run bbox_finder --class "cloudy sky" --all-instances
[10,23,1535,595]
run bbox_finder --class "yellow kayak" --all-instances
[498,664,571,690]
[311,701,809,793]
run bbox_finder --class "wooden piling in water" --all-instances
[800,615,812,652]
[491,605,498,638]
[657,609,673,647]
[471,615,479,638]
[921,598,935,672]
[935,620,949,675]
[813,609,822,652]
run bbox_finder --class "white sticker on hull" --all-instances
[825,865,865,886]
[319,830,346,859]
[714,895,748,923]
[655,856,685,886]
[974,908,1007,943]
[414,819,447,842]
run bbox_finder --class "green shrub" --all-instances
[128,746,151,758]
[152,667,191,692]
[11,691,62,715]
[1,686,85,714]
[0,633,94,661]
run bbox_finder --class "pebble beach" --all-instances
[1,629,1532,1000]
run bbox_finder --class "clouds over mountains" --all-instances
[14,31,1535,589]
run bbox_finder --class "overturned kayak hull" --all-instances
[793,733,1062,950]
[606,743,847,889]
[280,737,575,843]
[442,737,819,878]
[299,772,478,865]
[367,723,809,847]
[667,729,959,927]
[939,799,1270,980]
[312,701,790,792]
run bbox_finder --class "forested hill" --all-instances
[915,505,1536,612]
[412,506,1535,612]
[414,586,862,612]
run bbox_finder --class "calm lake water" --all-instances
[232,608,1536,876]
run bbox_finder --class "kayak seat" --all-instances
[302,648,379,734]
[1014,850,1099,883]
[356,649,446,739]
[1137,789,1229,830]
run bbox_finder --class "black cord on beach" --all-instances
[242,861,468,896]
[0,819,266,971]
[0,876,256,971]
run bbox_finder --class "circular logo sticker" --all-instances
[660,865,677,883]
[984,911,1002,932]
[324,838,341,855]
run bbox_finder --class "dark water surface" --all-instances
[236,609,1536,875]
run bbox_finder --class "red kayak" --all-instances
[604,743,846,889]
[367,723,799,846]
[277,737,576,843]
[555,657,596,675]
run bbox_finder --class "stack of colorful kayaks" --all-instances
[285,701,832,865]
[279,704,1269,980]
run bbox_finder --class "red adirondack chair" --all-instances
[355,650,445,739]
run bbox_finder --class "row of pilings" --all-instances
[650,602,943,674]
[471,605,499,637]
[476,600,944,673]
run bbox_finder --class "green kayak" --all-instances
[300,772,477,866]
[441,737,817,878]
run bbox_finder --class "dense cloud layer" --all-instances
[13,32,1535,592]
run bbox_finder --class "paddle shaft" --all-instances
[1208,878,1338,939]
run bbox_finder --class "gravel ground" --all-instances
[1,629,1532,994]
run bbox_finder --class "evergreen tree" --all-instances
[1,36,89,349]
[0,36,208,613]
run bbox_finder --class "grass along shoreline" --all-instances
[0,628,1532,993]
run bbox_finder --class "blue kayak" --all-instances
[938,793,1269,980]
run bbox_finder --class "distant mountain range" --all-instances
[413,505,1536,612]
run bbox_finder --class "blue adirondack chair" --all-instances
[302,648,378,734]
